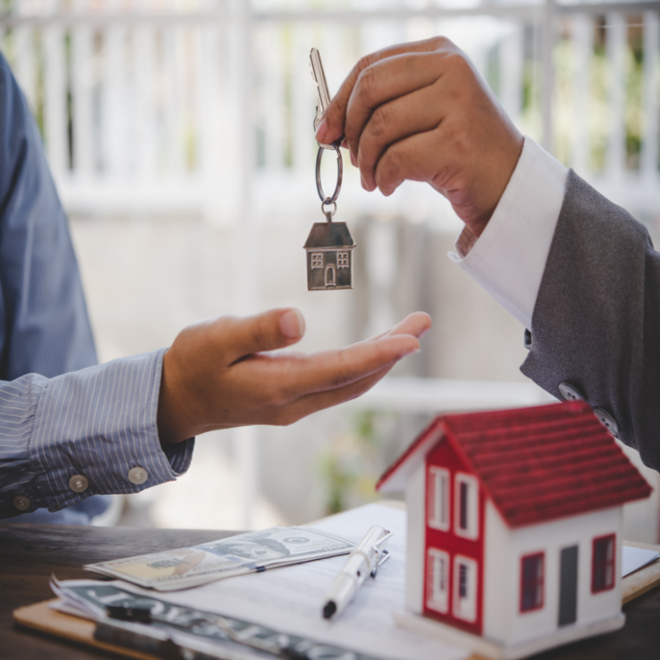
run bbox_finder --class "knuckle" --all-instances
[369,105,389,140]
[249,321,271,352]
[429,35,454,52]
[382,144,403,176]
[264,379,291,408]
[355,65,378,104]
[356,52,378,75]
[444,50,471,77]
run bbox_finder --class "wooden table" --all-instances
[2,522,660,660]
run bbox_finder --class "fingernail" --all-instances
[315,118,328,143]
[418,329,430,340]
[280,309,305,339]
[401,347,421,358]
[360,174,367,190]
[350,151,357,167]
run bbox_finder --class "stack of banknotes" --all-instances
[84,526,355,591]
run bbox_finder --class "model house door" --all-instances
[558,545,578,626]
[325,264,336,286]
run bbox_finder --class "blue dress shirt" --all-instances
[0,53,193,521]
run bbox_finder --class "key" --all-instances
[310,48,344,149]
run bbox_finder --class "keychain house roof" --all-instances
[376,401,652,660]
[304,222,355,291]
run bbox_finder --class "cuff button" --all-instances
[69,474,89,493]
[13,495,30,511]
[128,467,148,485]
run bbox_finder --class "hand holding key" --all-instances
[315,37,523,239]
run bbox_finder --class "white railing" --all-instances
[1,1,658,217]
[2,0,659,527]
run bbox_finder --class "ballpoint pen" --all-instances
[321,525,392,620]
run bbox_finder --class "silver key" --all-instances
[310,48,344,149]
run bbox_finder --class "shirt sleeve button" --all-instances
[68,475,89,493]
[13,495,31,511]
[127,467,149,485]
[558,381,585,402]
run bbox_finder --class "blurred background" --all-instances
[1,0,659,541]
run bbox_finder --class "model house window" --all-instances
[454,473,479,540]
[311,253,323,269]
[453,555,477,622]
[592,534,616,593]
[337,252,349,268]
[520,553,545,612]
[426,548,449,613]
[428,467,450,531]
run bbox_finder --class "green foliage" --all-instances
[553,21,650,173]
[320,410,389,515]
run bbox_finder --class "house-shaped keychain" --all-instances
[304,221,355,290]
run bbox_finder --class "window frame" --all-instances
[454,472,479,540]
[337,251,349,268]
[519,552,545,613]
[311,252,323,269]
[452,555,478,623]
[426,547,450,614]
[427,467,450,532]
[591,533,616,593]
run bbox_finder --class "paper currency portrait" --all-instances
[202,534,294,561]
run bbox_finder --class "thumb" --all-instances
[222,308,306,363]
[315,65,363,147]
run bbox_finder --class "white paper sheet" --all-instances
[621,545,659,577]
[115,503,468,660]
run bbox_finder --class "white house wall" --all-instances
[508,507,622,645]
[483,500,514,642]
[405,461,426,614]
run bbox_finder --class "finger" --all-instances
[344,51,443,158]
[274,360,399,425]
[218,308,306,364]
[236,332,419,403]
[287,333,420,398]
[317,37,451,146]
[364,312,432,342]
[357,83,443,191]
[374,129,441,197]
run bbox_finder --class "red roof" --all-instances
[377,401,652,528]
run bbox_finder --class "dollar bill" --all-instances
[84,526,354,591]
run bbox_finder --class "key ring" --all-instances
[316,143,343,215]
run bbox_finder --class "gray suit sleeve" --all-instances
[521,169,660,470]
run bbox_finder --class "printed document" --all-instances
[115,503,468,660]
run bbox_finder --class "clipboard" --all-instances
[14,599,158,660]
[14,541,660,660]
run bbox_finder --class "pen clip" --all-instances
[370,548,390,578]
[370,529,393,579]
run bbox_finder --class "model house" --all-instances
[303,221,355,290]
[376,401,652,660]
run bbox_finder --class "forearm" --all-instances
[0,350,193,519]
[521,170,660,469]
[452,140,660,468]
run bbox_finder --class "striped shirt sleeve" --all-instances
[0,348,193,519]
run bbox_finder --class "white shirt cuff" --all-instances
[448,137,568,329]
